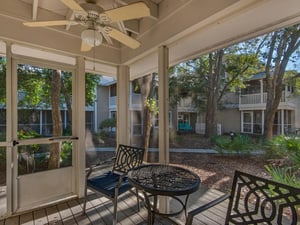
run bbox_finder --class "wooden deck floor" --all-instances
[0,186,228,225]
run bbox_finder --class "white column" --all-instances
[74,56,86,197]
[262,110,264,135]
[158,46,169,164]
[6,42,13,215]
[241,111,243,132]
[116,65,130,146]
[281,109,284,134]
[64,110,67,129]
[260,79,263,103]
[39,111,43,135]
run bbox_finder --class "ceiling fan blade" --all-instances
[23,20,78,27]
[104,2,150,23]
[107,28,140,49]
[81,41,92,52]
[60,0,87,14]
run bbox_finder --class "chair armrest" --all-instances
[185,193,230,225]
[116,173,128,188]
[86,157,116,178]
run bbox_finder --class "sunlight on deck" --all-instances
[0,186,228,225]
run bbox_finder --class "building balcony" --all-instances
[239,92,296,110]
[109,94,143,110]
[177,98,197,112]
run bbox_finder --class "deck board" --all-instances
[0,186,262,225]
[45,205,63,225]
[19,212,34,225]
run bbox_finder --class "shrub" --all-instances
[18,129,41,139]
[0,148,5,170]
[265,136,300,188]
[99,118,116,130]
[211,134,252,154]
[265,165,300,188]
[265,135,300,167]
[60,141,72,167]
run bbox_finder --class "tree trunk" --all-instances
[61,79,72,132]
[205,50,223,138]
[263,25,300,140]
[48,70,62,169]
[138,74,155,161]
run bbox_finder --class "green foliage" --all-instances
[18,129,41,139]
[211,135,232,153]
[0,57,6,105]
[85,73,101,106]
[99,118,116,130]
[18,141,73,175]
[0,132,5,142]
[265,165,300,188]
[265,135,300,162]
[60,141,72,167]
[144,98,158,114]
[99,130,108,139]
[211,134,252,154]
[0,147,5,170]
[265,136,300,188]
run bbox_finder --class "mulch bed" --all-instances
[147,152,270,193]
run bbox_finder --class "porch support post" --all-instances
[158,46,169,164]
[75,56,86,197]
[6,42,13,215]
[116,65,130,146]
[158,45,169,214]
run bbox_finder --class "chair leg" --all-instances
[135,188,140,211]
[113,196,118,225]
[82,183,88,215]
[113,187,120,225]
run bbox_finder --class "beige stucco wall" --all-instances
[96,86,110,131]
[216,108,240,134]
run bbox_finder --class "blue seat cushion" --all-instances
[87,171,132,198]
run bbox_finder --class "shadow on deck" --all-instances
[0,185,228,225]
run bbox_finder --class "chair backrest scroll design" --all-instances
[112,144,145,174]
[225,170,300,224]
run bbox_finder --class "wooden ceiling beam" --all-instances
[32,0,39,20]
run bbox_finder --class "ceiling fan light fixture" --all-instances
[81,29,103,47]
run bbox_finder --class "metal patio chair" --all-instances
[186,170,300,225]
[82,144,145,225]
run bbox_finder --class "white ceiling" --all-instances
[0,0,299,79]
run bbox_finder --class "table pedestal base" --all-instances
[142,192,190,225]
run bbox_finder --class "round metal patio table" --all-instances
[128,164,200,225]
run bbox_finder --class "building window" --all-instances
[110,111,116,119]
[132,110,143,135]
[110,84,117,97]
[242,111,253,133]
[253,111,262,134]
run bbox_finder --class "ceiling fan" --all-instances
[23,0,150,51]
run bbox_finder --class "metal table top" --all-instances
[128,164,200,196]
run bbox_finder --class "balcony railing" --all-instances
[109,94,143,108]
[240,92,287,105]
[178,98,194,108]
